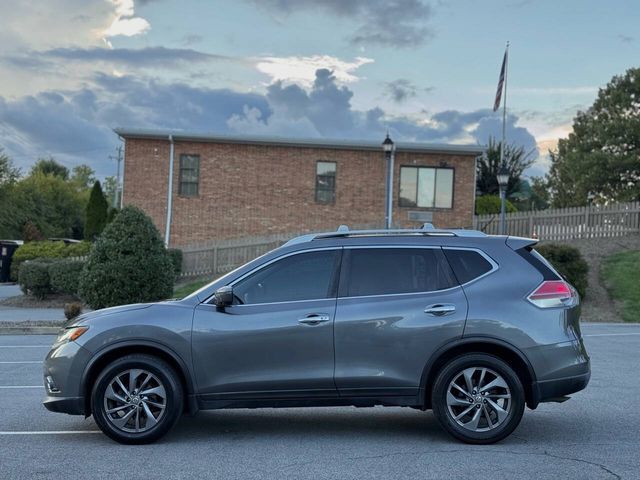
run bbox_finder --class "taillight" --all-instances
[527,280,577,308]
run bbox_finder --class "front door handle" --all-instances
[424,304,456,316]
[298,314,331,326]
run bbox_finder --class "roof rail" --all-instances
[282,224,486,247]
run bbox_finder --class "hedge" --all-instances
[10,241,91,281]
[475,195,517,215]
[536,244,589,298]
[18,260,52,299]
[49,259,85,296]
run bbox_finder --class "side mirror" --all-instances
[213,286,234,308]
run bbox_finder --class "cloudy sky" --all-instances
[1,0,638,178]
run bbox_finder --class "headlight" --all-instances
[57,326,89,343]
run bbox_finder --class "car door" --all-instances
[191,248,341,400]
[334,246,468,397]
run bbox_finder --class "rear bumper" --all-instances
[534,370,591,403]
[43,395,85,415]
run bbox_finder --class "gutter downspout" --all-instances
[164,135,174,247]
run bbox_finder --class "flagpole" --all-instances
[499,41,509,235]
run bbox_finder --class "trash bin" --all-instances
[0,241,21,283]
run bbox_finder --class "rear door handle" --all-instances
[298,314,331,326]
[424,304,456,316]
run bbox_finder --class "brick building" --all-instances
[115,129,482,248]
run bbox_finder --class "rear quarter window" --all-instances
[443,249,494,284]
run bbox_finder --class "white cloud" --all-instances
[103,0,150,40]
[255,55,374,86]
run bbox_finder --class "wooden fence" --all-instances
[178,203,639,278]
[473,201,640,240]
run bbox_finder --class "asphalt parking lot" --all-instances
[1,323,639,480]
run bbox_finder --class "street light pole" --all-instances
[497,164,509,235]
[382,134,395,229]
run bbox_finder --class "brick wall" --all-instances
[122,138,477,248]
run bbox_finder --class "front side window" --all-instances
[344,248,456,297]
[399,166,454,208]
[315,161,336,204]
[179,154,200,196]
[233,250,340,305]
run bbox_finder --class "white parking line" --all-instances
[0,431,100,435]
[0,386,42,389]
[0,361,42,364]
[0,345,50,348]
[584,333,640,337]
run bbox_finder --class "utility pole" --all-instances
[109,146,123,208]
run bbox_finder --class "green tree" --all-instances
[84,181,109,240]
[475,195,517,215]
[547,67,640,206]
[529,176,551,210]
[476,138,535,198]
[103,175,119,207]
[0,148,21,186]
[70,165,96,190]
[78,206,174,309]
[30,157,69,180]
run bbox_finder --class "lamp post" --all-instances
[497,164,509,235]
[382,133,395,229]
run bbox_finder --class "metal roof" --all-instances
[113,128,484,156]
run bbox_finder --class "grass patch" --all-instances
[173,278,211,299]
[601,250,640,322]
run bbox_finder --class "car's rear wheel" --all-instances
[431,353,525,444]
[91,354,183,444]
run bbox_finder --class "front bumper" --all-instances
[42,340,91,416]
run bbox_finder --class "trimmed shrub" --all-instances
[64,302,83,320]
[49,259,85,295]
[167,248,183,279]
[10,240,91,281]
[475,195,517,215]
[18,260,51,299]
[78,206,175,309]
[84,181,109,241]
[536,244,589,298]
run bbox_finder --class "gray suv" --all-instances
[43,226,590,444]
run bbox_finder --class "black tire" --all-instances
[431,353,525,444]
[91,354,184,444]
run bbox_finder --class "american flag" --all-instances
[493,49,507,111]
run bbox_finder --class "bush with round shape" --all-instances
[49,259,85,295]
[64,302,83,320]
[535,243,589,298]
[18,260,52,299]
[78,206,174,309]
[475,195,517,215]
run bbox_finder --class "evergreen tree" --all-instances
[84,181,109,241]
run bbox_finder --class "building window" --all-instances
[315,161,336,204]
[399,166,454,209]
[179,154,200,197]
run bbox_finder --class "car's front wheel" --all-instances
[91,354,184,444]
[431,353,525,444]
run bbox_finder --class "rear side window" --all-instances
[443,249,493,284]
[343,248,456,297]
[517,248,561,281]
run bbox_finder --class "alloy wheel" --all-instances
[103,369,167,433]
[446,367,512,432]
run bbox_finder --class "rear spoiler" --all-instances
[506,236,538,250]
